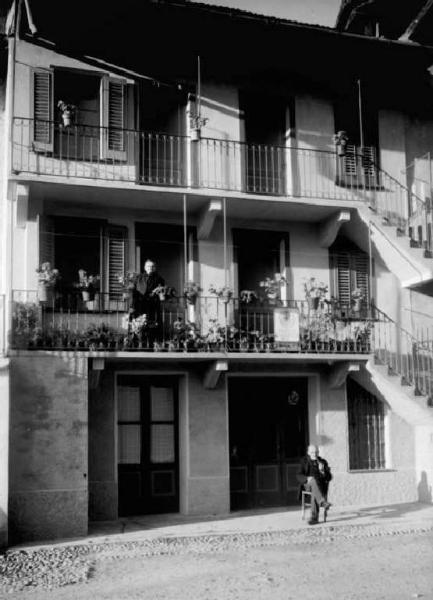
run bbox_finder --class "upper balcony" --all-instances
[11,118,381,204]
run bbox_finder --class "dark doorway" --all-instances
[229,377,308,510]
[117,375,179,517]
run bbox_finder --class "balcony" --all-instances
[11,291,374,355]
[12,118,381,202]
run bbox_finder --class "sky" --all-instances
[194,0,342,27]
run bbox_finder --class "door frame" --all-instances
[114,370,188,516]
[226,372,321,509]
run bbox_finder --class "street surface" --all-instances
[1,527,433,599]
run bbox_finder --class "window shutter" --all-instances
[354,254,370,303]
[38,215,55,268]
[335,252,351,305]
[105,225,128,299]
[100,77,127,160]
[32,69,53,152]
[331,251,370,305]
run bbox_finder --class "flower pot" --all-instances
[308,297,320,310]
[186,294,197,306]
[38,283,54,305]
[158,292,166,302]
[190,127,201,142]
[352,299,362,312]
[82,290,90,302]
[61,110,72,127]
[337,142,347,157]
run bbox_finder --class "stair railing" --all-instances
[373,306,433,402]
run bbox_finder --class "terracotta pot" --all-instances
[82,290,90,302]
[38,283,54,305]
[61,110,72,127]
[308,297,320,310]
[190,127,201,142]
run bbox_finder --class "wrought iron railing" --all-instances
[10,291,375,354]
[374,307,433,401]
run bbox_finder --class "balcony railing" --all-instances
[13,118,382,201]
[10,291,375,354]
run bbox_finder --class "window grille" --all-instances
[347,379,386,470]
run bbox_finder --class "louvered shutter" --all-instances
[38,215,55,267]
[100,77,126,160]
[32,69,53,151]
[105,225,128,300]
[331,251,370,305]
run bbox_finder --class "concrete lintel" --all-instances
[318,210,351,248]
[203,360,228,389]
[15,184,29,229]
[328,361,360,389]
[198,199,223,240]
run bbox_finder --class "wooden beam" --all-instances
[318,210,351,248]
[198,199,222,240]
[203,360,228,389]
[328,362,360,389]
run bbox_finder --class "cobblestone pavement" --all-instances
[1,520,433,598]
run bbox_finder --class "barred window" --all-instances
[347,379,386,470]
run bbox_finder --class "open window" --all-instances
[32,67,128,161]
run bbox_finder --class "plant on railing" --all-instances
[184,281,202,305]
[239,290,258,304]
[76,269,100,302]
[85,322,119,350]
[208,284,233,304]
[351,287,366,312]
[118,272,139,299]
[303,277,328,310]
[57,100,77,127]
[151,284,177,302]
[333,130,349,157]
[36,262,60,304]
[259,273,287,304]
[203,319,227,350]
[126,314,158,349]
[189,114,209,141]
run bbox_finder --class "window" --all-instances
[39,216,128,302]
[329,237,371,308]
[347,379,386,470]
[32,67,127,160]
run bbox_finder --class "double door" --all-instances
[229,377,308,510]
[117,376,179,516]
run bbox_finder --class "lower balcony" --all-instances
[11,292,374,355]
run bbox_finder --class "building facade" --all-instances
[1,0,433,547]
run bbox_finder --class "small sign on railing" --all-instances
[273,307,300,350]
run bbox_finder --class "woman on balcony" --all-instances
[129,259,165,345]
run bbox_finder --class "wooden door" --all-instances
[229,377,308,510]
[117,376,179,516]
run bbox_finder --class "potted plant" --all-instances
[151,284,176,302]
[239,290,257,304]
[36,262,60,304]
[351,287,366,313]
[76,269,100,302]
[172,318,203,352]
[189,114,209,142]
[333,130,349,157]
[303,277,328,311]
[204,319,226,351]
[208,284,233,304]
[184,281,202,306]
[259,273,287,305]
[118,272,139,300]
[57,100,77,128]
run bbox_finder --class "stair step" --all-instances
[424,250,433,259]
[410,239,422,249]
[396,227,405,237]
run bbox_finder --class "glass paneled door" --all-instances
[117,376,179,516]
[229,377,308,510]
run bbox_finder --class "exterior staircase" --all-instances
[356,160,433,289]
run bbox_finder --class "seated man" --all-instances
[297,444,332,525]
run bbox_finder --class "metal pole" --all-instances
[357,79,364,151]
[197,56,201,118]
[183,194,188,284]
[368,221,373,311]
[223,197,227,286]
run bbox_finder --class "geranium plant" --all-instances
[239,290,257,304]
[151,284,176,301]
[259,273,287,301]
[303,277,328,299]
[36,262,60,287]
[118,272,139,291]
[77,269,100,290]
[184,281,202,305]
[208,284,233,303]
[351,287,366,301]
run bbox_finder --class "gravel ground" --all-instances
[1,521,433,598]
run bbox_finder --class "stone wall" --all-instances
[9,355,88,543]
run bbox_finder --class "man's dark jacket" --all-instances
[296,455,332,500]
[130,272,165,321]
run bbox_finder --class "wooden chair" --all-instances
[301,490,328,522]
